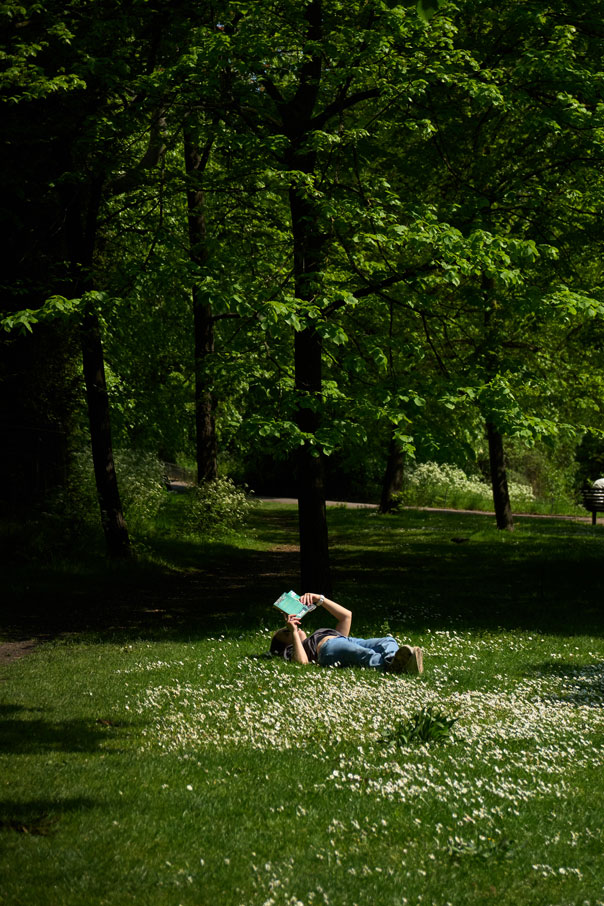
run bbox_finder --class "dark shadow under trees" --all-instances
[1,507,603,648]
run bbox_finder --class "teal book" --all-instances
[273,590,317,619]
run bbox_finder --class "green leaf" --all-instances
[416,0,446,23]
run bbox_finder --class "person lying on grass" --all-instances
[270,592,423,674]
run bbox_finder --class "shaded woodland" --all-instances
[2,0,604,587]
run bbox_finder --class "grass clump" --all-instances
[382,704,458,746]
[447,829,514,861]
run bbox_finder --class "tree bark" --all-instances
[266,0,330,592]
[184,127,218,483]
[193,293,218,484]
[65,178,131,558]
[379,434,405,514]
[294,324,331,593]
[486,421,514,531]
[81,309,131,556]
[289,145,332,593]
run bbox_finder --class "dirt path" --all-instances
[0,640,41,666]
[261,497,596,522]
[0,543,300,667]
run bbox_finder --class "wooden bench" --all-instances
[580,488,604,525]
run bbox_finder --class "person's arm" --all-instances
[300,593,352,637]
[286,615,309,664]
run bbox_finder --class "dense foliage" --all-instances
[2,0,604,569]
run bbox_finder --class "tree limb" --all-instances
[109,106,167,197]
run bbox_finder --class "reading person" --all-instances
[270,592,423,674]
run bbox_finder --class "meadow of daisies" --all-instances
[1,504,604,905]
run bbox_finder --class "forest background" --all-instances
[2,0,604,591]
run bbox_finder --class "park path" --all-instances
[259,497,596,523]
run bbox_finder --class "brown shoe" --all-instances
[387,645,414,674]
[406,646,424,675]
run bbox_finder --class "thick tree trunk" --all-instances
[379,434,405,514]
[289,147,332,593]
[277,0,331,592]
[65,180,131,558]
[193,294,218,484]
[294,325,331,593]
[486,421,514,531]
[184,128,218,484]
[81,309,131,556]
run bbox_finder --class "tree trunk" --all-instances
[65,179,131,558]
[279,0,330,591]
[294,325,331,593]
[486,421,514,531]
[184,127,218,484]
[193,290,217,484]
[379,434,405,514]
[81,309,131,556]
[289,142,332,593]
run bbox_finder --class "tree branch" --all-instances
[310,87,381,130]
[421,311,450,377]
[109,107,167,197]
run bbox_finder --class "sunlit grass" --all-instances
[2,505,604,904]
[2,627,604,905]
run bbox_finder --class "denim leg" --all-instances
[350,637,399,660]
[318,636,399,670]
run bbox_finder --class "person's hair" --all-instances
[270,630,288,657]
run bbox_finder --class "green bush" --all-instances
[178,477,255,538]
[112,449,167,532]
[28,451,100,557]
[27,452,253,553]
[395,461,535,512]
[505,436,581,502]
[32,448,167,555]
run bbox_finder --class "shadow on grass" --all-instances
[0,705,131,754]
[526,661,604,707]
[0,547,301,644]
[1,505,603,646]
[331,523,604,636]
[0,797,96,836]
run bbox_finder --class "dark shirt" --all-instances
[283,628,345,663]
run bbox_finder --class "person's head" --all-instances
[270,624,306,657]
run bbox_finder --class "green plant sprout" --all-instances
[382,705,459,746]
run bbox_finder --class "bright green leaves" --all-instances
[6,0,604,497]
[370,346,389,372]
[545,288,604,323]
[0,292,107,334]
[398,0,449,23]
[416,0,448,23]
[318,322,349,345]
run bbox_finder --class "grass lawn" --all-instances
[1,503,604,905]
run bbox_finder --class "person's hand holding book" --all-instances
[300,592,322,608]
[285,614,302,632]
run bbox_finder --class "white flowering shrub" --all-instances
[507,477,537,509]
[49,448,166,537]
[179,477,254,537]
[112,449,167,531]
[396,461,535,511]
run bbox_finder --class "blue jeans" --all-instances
[317,636,399,670]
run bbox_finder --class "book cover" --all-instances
[273,590,317,619]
